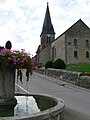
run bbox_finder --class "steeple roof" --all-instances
[40,3,55,36]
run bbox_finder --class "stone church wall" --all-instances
[50,20,90,64]
[66,21,90,64]
[39,44,51,65]
[51,34,66,62]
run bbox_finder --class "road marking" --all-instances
[15,83,30,94]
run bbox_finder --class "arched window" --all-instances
[86,51,89,58]
[86,39,89,48]
[55,48,56,58]
[52,46,54,60]
[74,51,78,58]
[74,39,77,46]
[47,34,50,44]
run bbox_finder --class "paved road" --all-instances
[15,72,90,120]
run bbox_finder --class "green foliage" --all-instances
[53,59,66,69]
[45,59,66,69]
[45,61,53,68]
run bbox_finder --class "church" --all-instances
[35,3,90,65]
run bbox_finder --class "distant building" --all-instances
[36,3,90,65]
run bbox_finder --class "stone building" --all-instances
[36,3,90,65]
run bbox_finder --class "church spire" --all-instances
[40,2,55,36]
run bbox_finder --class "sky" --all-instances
[0,0,90,56]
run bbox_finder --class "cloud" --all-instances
[0,0,6,4]
[0,0,90,55]
[0,10,16,25]
[50,0,90,37]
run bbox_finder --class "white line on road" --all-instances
[15,83,30,94]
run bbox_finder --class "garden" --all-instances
[45,59,90,76]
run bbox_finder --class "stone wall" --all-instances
[36,68,90,89]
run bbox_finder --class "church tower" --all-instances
[40,2,55,50]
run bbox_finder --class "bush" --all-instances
[53,59,66,69]
[45,61,53,69]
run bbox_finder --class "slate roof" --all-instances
[40,3,55,36]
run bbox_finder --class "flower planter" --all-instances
[0,49,33,116]
[0,64,17,110]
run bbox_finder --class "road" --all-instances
[15,72,90,120]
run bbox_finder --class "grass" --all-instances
[66,64,90,72]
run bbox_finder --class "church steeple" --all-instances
[40,3,55,50]
[40,2,55,36]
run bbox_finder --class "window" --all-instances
[47,34,50,44]
[86,39,89,48]
[52,46,54,60]
[86,51,89,58]
[55,48,56,58]
[74,51,78,58]
[74,39,77,46]
[52,46,56,60]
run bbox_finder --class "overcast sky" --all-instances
[0,0,90,56]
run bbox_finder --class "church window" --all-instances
[55,48,56,58]
[47,34,50,44]
[86,51,89,58]
[52,46,54,60]
[74,51,78,58]
[52,46,56,60]
[68,42,71,45]
[74,39,77,46]
[86,39,89,48]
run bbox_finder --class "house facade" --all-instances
[36,3,90,65]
